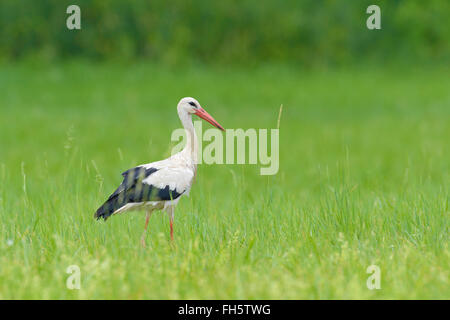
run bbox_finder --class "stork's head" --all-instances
[178,97,225,131]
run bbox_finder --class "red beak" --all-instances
[195,107,225,131]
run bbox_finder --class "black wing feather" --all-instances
[94,166,182,221]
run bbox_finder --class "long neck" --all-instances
[178,109,198,164]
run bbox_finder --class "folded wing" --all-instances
[95,165,193,220]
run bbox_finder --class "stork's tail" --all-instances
[94,197,119,221]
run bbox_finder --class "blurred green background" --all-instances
[0,0,448,66]
[0,1,449,299]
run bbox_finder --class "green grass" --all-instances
[0,61,448,299]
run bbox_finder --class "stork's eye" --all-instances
[188,101,197,107]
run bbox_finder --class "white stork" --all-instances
[94,97,224,245]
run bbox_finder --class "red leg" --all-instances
[144,213,151,231]
[141,212,151,247]
[170,218,174,241]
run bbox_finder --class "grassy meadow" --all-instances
[0,62,448,299]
